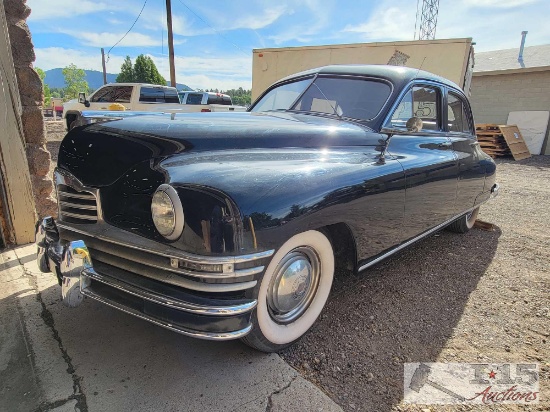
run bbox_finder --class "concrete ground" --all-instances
[0,244,342,412]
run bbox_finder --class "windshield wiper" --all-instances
[311,83,342,118]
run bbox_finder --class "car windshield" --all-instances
[251,76,392,122]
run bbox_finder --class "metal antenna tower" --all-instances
[418,0,440,40]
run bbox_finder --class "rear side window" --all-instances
[447,92,472,133]
[207,94,232,105]
[387,86,440,131]
[139,87,179,103]
[139,87,164,103]
[164,89,180,104]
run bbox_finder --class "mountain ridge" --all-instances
[43,68,193,91]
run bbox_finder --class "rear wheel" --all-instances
[447,207,479,233]
[241,230,335,352]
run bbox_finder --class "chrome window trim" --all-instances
[381,79,446,133]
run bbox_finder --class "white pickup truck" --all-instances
[64,84,246,129]
[63,83,183,130]
[178,91,247,112]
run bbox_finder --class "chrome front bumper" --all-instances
[36,217,273,340]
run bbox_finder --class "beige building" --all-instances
[252,38,474,100]
[470,44,550,155]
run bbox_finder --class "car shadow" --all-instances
[281,225,502,411]
[1,267,297,412]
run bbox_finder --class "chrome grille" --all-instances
[58,185,98,224]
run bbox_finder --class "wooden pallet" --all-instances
[475,124,531,161]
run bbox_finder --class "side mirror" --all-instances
[78,92,90,107]
[406,117,423,132]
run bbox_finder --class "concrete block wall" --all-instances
[470,71,550,154]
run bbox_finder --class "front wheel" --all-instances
[241,230,335,352]
[447,207,479,233]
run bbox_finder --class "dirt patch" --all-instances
[281,156,549,411]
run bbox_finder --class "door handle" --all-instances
[438,142,452,149]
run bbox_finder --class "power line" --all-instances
[175,0,249,57]
[106,0,149,60]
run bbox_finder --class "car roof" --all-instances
[277,64,462,90]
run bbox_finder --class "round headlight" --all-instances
[151,184,184,240]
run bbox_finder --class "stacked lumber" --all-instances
[475,124,531,161]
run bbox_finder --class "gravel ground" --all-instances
[45,124,548,410]
[281,155,549,411]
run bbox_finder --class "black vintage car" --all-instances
[36,65,498,352]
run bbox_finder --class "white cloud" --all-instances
[35,47,125,72]
[147,53,252,90]
[266,2,332,44]
[343,6,414,41]
[436,0,550,51]
[220,5,288,31]
[142,14,211,37]
[463,0,539,7]
[27,0,115,20]
[57,30,186,48]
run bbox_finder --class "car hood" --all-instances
[58,111,384,187]
[58,113,381,186]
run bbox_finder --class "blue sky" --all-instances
[27,0,549,91]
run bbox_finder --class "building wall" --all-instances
[0,0,36,244]
[252,38,472,100]
[470,71,550,154]
[3,0,57,219]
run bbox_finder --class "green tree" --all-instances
[116,54,166,85]
[116,56,134,83]
[222,87,252,106]
[62,63,88,101]
[35,67,51,106]
[133,55,166,85]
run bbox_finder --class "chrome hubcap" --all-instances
[267,246,321,324]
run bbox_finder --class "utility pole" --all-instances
[101,48,107,85]
[165,0,176,87]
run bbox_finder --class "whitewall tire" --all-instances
[447,207,480,233]
[241,230,335,352]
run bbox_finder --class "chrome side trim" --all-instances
[59,201,97,211]
[57,221,274,265]
[82,268,257,316]
[58,191,95,200]
[90,258,258,293]
[59,211,97,221]
[86,240,264,280]
[358,205,480,273]
[80,287,253,341]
